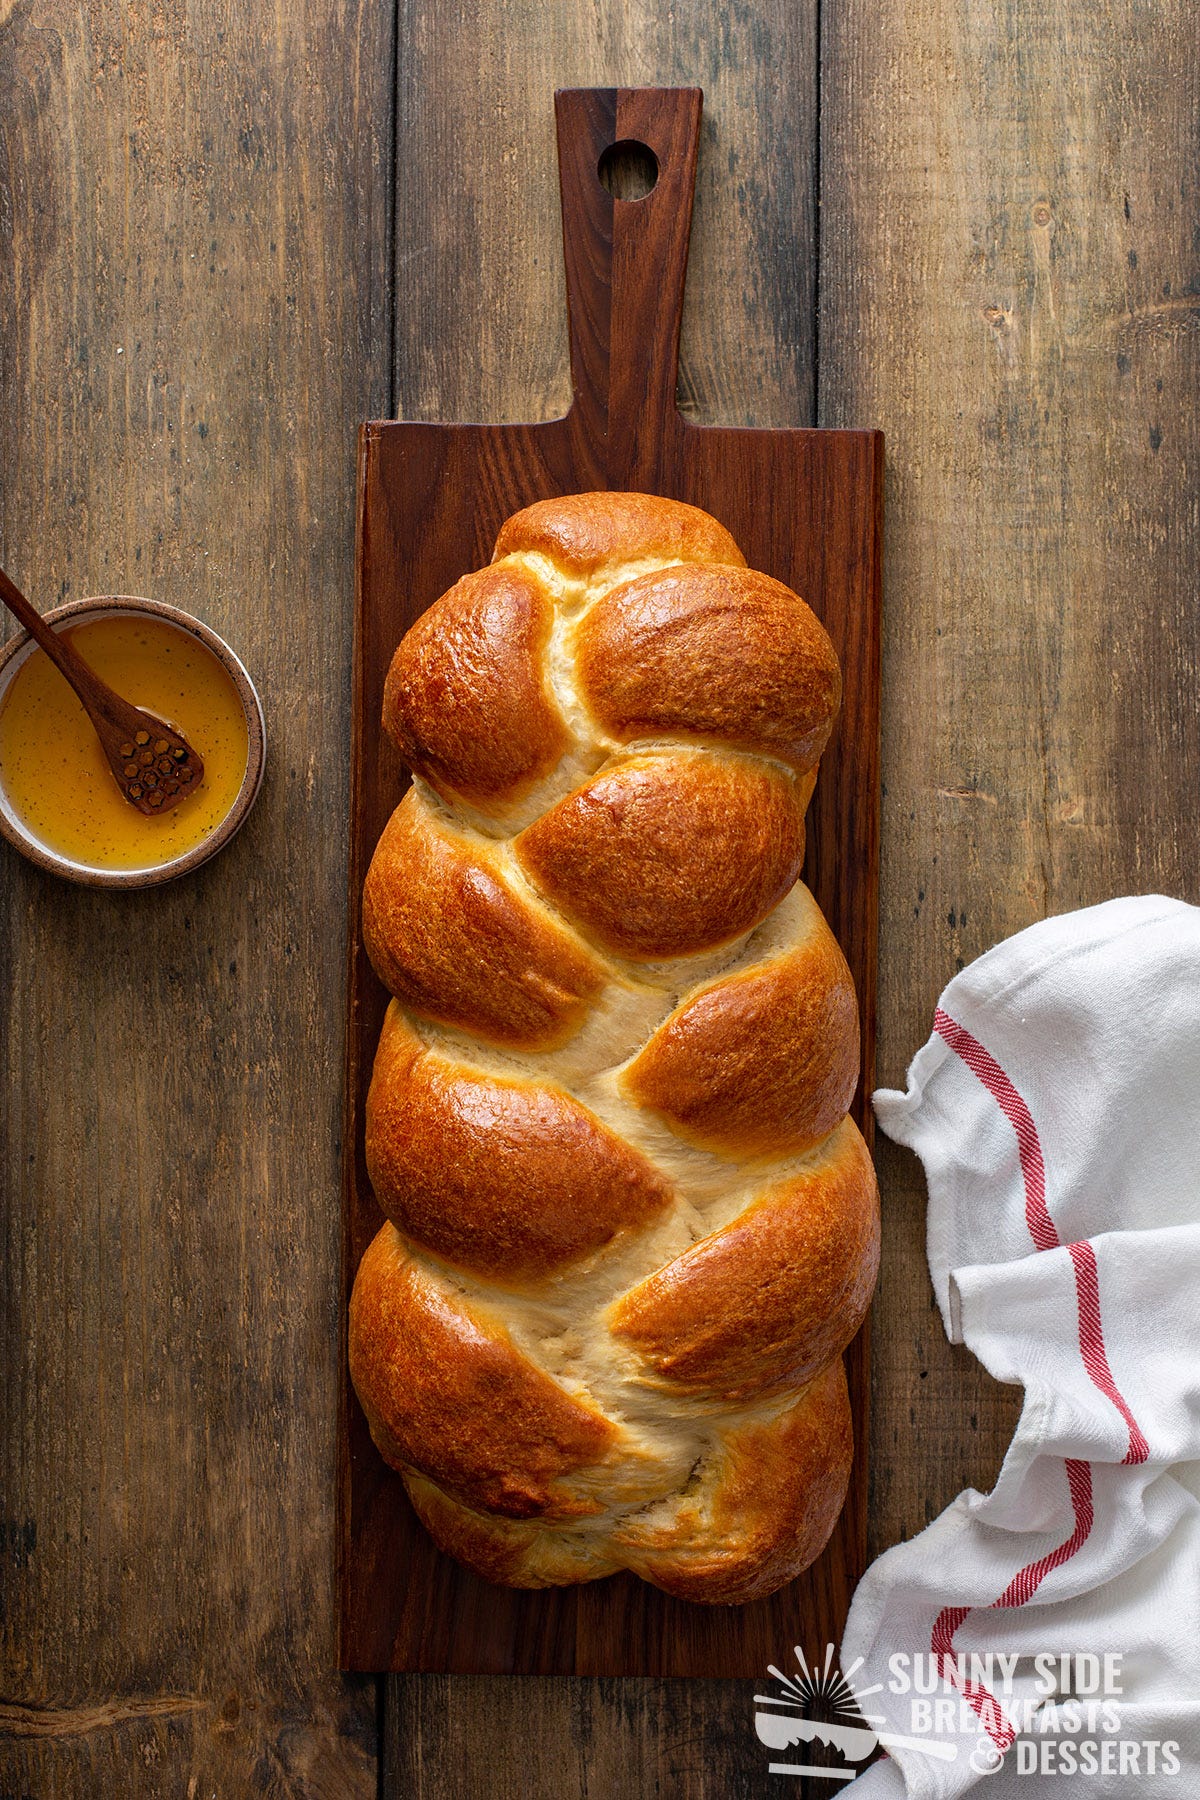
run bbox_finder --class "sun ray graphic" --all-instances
[756,1644,888,1726]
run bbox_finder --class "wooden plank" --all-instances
[344,86,879,1680]
[391,0,820,430]
[0,1,391,1793]
[380,4,833,1785]
[820,0,1200,1555]
[382,0,1200,1793]
[383,1674,769,1800]
[345,415,881,1677]
[6,0,1188,1783]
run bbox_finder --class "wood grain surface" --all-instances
[0,2,389,1794]
[2,0,1197,1792]
[343,86,882,1678]
[820,0,1200,1572]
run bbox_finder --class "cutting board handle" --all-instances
[554,86,702,487]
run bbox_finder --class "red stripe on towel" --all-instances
[933,1007,1057,1250]
[993,1459,1095,1607]
[934,1008,1148,1461]
[922,1011,1153,1755]
[930,1459,1095,1752]
[1066,1240,1150,1465]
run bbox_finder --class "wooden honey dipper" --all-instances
[0,565,204,814]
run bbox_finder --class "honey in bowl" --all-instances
[0,613,249,871]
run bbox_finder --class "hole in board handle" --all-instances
[597,140,659,201]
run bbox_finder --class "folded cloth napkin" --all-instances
[841,895,1200,1797]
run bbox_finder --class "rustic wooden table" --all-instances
[1,3,1195,1794]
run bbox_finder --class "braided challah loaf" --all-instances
[349,492,879,1604]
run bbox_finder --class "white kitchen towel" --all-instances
[840,895,1200,1797]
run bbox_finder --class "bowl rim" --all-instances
[0,594,267,889]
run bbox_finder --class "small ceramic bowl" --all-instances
[0,595,266,888]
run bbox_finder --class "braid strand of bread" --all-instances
[349,492,880,1604]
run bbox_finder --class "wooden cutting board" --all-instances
[340,84,882,1676]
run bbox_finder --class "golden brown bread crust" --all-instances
[493,490,745,577]
[622,887,860,1156]
[514,751,806,959]
[614,1362,854,1603]
[349,1225,618,1519]
[575,563,841,771]
[402,1468,623,1588]
[366,1002,674,1283]
[609,1120,879,1401]
[362,789,604,1049]
[400,1359,854,1603]
[349,491,878,1605]
[382,562,568,807]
